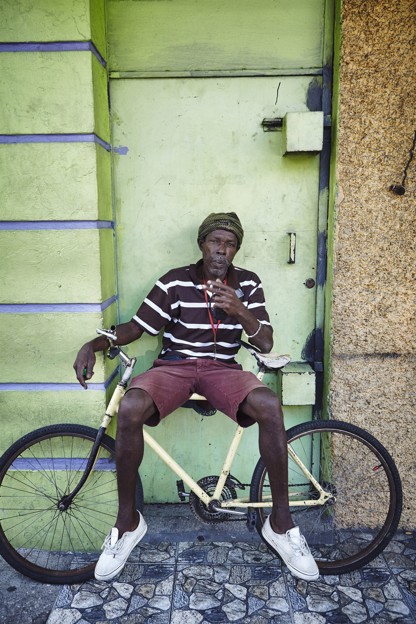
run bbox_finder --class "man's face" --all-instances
[199,229,239,280]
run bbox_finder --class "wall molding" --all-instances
[0,297,117,314]
[0,368,119,391]
[0,133,111,151]
[0,41,106,67]
[0,221,113,230]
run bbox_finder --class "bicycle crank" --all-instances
[188,475,244,523]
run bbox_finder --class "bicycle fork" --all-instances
[58,427,107,511]
[57,367,133,511]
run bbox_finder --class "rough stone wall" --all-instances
[330,0,416,526]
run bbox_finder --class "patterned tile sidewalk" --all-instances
[47,507,416,624]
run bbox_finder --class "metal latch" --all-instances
[261,118,283,132]
[288,232,296,264]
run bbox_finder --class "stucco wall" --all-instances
[0,0,116,452]
[330,0,416,526]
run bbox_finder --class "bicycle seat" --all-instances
[184,398,217,417]
[253,352,291,370]
[238,340,291,371]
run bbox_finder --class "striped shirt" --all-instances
[131,260,271,361]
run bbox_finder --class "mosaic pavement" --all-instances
[46,515,416,624]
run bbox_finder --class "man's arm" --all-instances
[234,306,273,353]
[73,320,143,388]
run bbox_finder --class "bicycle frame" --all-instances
[94,336,332,515]
[143,425,332,511]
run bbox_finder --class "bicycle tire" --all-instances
[250,419,402,575]
[0,424,144,584]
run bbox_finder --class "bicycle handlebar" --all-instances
[96,327,117,343]
[96,327,136,368]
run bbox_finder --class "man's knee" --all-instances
[118,389,156,428]
[245,388,283,427]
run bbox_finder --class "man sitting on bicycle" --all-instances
[73,212,319,582]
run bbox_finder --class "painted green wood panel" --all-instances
[99,229,117,302]
[0,0,106,58]
[96,145,113,220]
[0,390,109,455]
[0,304,117,383]
[90,0,107,60]
[1,143,111,221]
[92,55,111,140]
[107,0,325,73]
[0,53,109,138]
[0,229,115,304]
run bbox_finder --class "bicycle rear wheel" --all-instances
[0,424,144,584]
[250,419,402,575]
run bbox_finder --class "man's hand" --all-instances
[73,321,143,388]
[73,343,97,389]
[206,279,245,318]
[205,279,273,353]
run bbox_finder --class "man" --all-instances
[73,212,319,582]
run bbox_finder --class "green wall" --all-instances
[1,1,334,505]
[0,0,115,450]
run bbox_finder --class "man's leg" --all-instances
[239,387,293,533]
[94,388,157,581]
[240,386,319,581]
[115,388,158,535]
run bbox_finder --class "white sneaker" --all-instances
[262,516,319,581]
[95,512,148,581]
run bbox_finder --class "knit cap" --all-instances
[197,212,244,248]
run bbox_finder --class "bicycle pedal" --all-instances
[176,480,189,501]
[246,508,257,532]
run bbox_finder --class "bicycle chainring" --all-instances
[189,475,237,524]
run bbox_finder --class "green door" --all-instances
[108,0,332,502]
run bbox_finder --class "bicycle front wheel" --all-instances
[250,419,402,575]
[0,424,144,584]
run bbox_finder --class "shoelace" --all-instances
[102,532,126,554]
[286,530,311,556]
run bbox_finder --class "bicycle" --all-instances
[0,328,403,584]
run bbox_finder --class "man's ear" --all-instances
[197,237,204,250]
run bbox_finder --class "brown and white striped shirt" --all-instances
[131,260,271,361]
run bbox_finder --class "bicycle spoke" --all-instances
[251,420,401,575]
[64,508,105,554]
[1,469,61,506]
[0,425,143,583]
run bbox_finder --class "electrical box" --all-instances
[282,111,324,154]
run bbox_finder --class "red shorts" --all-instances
[127,358,266,427]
